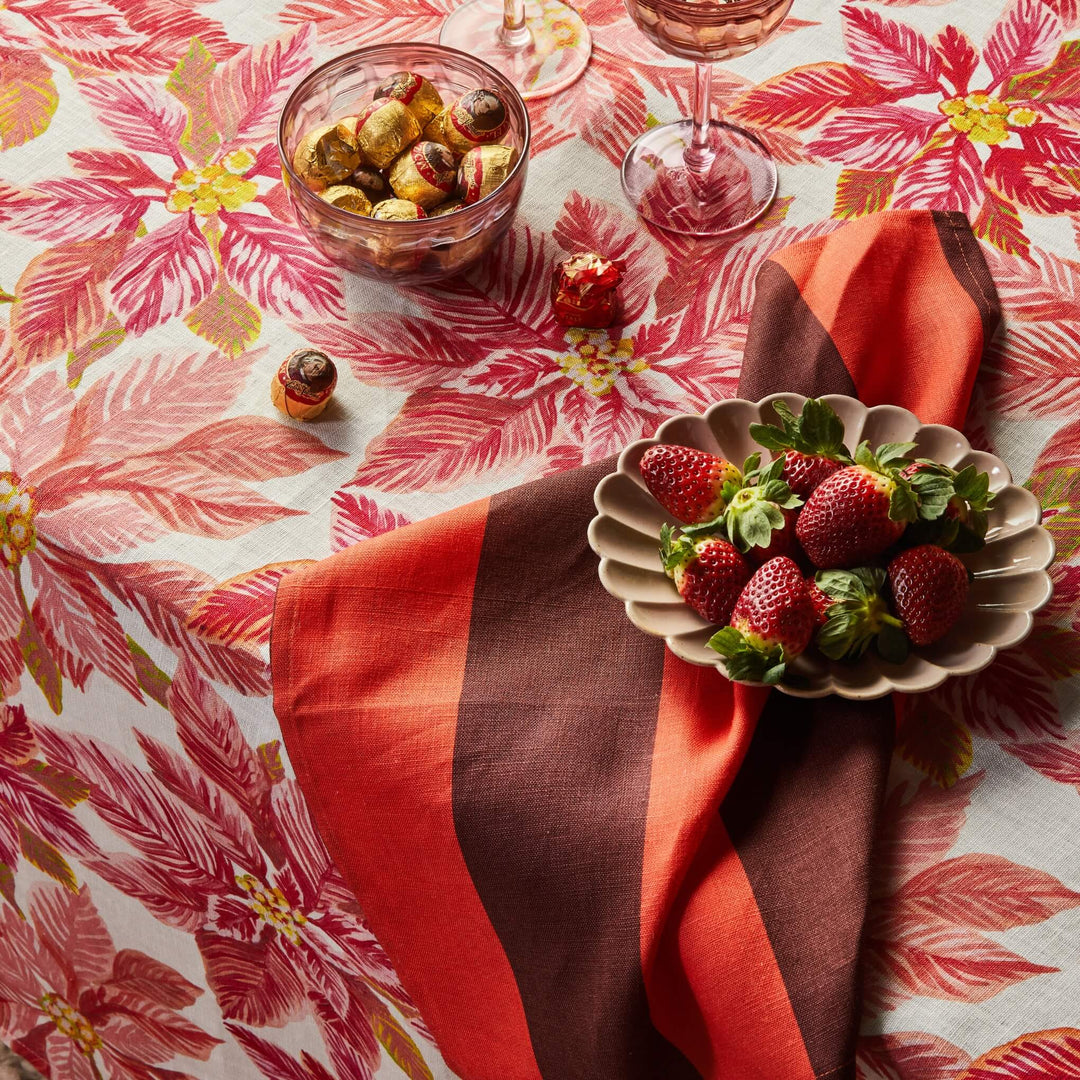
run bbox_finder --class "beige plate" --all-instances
[588,394,1056,699]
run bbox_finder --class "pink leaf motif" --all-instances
[353,387,559,493]
[269,780,331,910]
[84,851,205,932]
[1006,736,1080,789]
[37,493,168,560]
[95,994,221,1060]
[52,346,263,467]
[933,25,980,96]
[808,105,944,170]
[729,62,900,130]
[9,233,131,367]
[186,561,316,647]
[330,491,411,552]
[564,381,658,461]
[207,24,314,144]
[871,772,983,896]
[841,5,943,93]
[892,136,985,214]
[167,659,271,814]
[947,647,1061,740]
[986,148,1080,214]
[44,1029,95,1080]
[580,63,650,171]
[108,214,217,335]
[195,930,306,1026]
[277,0,454,47]
[890,853,1080,931]
[0,704,35,767]
[0,761,95,858]
[0,45,58,150]
[552,193,667,325]
[984,244,1080,322]
[857,1032,972,1080]
[863,922,1057,1011]
[1020,122,1080,166]
[312,990,381,1079]
[68,148,169,191]
[1033,415,1080,472]
[28,882,114,993]
[0,179,148,243]
[29,547,142,701]
[959,1028,1080,1079]
[93,558,271,695]
[983,0,1063,85]
[218,211,345,321]
[226,1023,322,1080]
[78,75,187,157]
[6,0,142,49]
[107,948,203,1010]
[973,187,1031,259]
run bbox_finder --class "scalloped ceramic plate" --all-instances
[588,394,1056,699]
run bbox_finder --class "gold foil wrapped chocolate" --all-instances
[292,122,362,190]
[388,141,457,209]
[427,88,511,153]
[354,99,421,169]
[271,349,337,421]
[429,199,465,217]
[319,185,373,215]
[372,198,427,221]
[457,144,519,204]
[350,165,391,204]
[373,71,444,129]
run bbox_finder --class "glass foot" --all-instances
[621,119,778,237]
[440,0,591,100]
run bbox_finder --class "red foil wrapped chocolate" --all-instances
[550,252,623,329]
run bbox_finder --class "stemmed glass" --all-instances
[620,0,793,235]
[440,0,592,100]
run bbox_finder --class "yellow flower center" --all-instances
[0,472,36,570]
[166,152,259,217]
[40,993,101,1055]
[237,873,308,945]
[939,95,1039,145]
[544,15,578,47]
[558,332,646,396]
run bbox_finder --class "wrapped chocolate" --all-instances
[372,198,427,221]
[319,185,373,215]
[350,165,391,204]
[429,199,465,217]
[427,88,510,154]
[551,252,623,329]
[389,140,457,209]
[373,71,444,129]
[292,122,361,190]
[457,144,519,204]
[271,349,338,421]
[354,99,421,169]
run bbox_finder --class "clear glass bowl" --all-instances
[277,43,530,285]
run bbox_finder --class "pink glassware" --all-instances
[621,0,794,236]
[278,43,530,285]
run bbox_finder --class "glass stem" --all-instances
[684,62,714,174]
[499,0,531,48]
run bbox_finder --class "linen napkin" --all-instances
[272,210,999,1080]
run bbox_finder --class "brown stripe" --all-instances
[739,260,857,401]
[452,461,700,1080]
[931,209,1001,356]
[720,694,894,1080]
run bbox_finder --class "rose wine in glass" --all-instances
[621,0,793,235]
[440,0,592,100]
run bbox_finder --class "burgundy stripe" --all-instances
[931,210,1001,356]
[720,694,893,1080]
[452,461,700,1080]
[739,260,857,400]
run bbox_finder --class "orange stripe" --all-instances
[771,210,983,426]
[641,655,815,1080]
[273,499,543,1080]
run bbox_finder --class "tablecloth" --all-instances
[0,0,1078,1077]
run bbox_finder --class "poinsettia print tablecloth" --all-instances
[1,0,1079,1075]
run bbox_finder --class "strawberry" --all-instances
[749,398,852,498]
[795,440,951,569]
[900,461,995,553]
[708,556,814,685]
[640,444,742,524]
[660,525,751,625]
[887,544,969,646]
[812,567,908,663]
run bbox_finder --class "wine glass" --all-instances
[621,0,793,235]
[440,0,592,100]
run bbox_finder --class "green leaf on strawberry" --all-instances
[693,457,803,554]
[707,625,789,685]
[749,399,852,461]
[813,567,908,662]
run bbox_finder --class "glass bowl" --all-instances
[277,42,530,285]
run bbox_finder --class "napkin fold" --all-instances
[273,210,1000,1080]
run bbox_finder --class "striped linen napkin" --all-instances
[272,210,999,1080]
